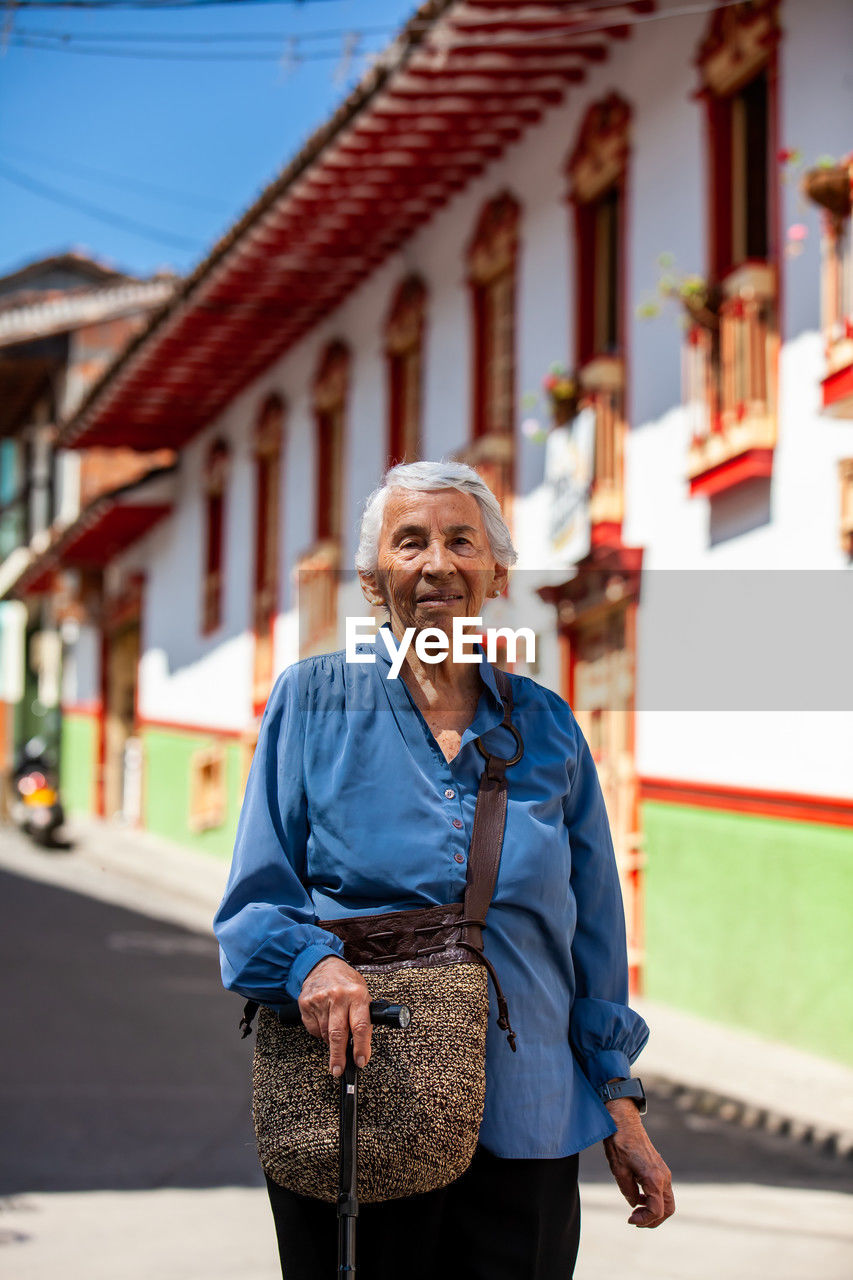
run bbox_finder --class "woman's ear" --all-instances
[357,569,385,608]
[491,565,509,598]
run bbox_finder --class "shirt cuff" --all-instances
[581,1049,633,1090]
[285,941,345,1001]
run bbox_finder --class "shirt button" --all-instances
[452,818,463,829]
[454,853,465,864]
[445,788,455,799]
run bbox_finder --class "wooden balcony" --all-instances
[685,261,778,498]
[802,163,852,418]
[579,356,625,538]
[294,538,340,659]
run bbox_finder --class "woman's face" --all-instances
[359,487,508,639]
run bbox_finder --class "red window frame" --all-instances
[201,438,230,636]
[385,276,426,466]
[467,192,520,441]
[313,341,350,544]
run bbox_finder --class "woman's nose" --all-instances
[422,538,455,575]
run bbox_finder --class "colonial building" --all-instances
[0,252,176,794]
[7,1,852,1066]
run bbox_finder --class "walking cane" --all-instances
[278,998,411,1278]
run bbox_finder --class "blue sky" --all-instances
[0,0,417,281]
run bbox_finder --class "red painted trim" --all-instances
[138,716,247,741]
[61,701,102,717]
[822,359,853,411]
[640,774,853,828]
[688,446,773,498]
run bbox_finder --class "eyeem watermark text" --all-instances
[346,617,535,678]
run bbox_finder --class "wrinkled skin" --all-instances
[603,1098,676,1227]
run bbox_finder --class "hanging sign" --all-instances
[544,407,595,565]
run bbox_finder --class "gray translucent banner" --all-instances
[294,567,853,711]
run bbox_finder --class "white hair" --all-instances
[355,459,518,574]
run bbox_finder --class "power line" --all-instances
[12,22,400,41]
[0,141,230,212]
[7,0,754,59]
[9,0,345,8]
[0,159,202,249]
[10,33,362,58]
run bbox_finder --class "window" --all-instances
[686,1,781,496]
[202,438,229,635]
[697,0,779,280]
[385,277,426,466]
[568,94,630,369]
[468,192,520,440]
[252,395,284,712]
[567,95,631,535]
[313,342,349,543]
[188,744,226,832]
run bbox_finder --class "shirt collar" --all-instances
[363,620,503,714]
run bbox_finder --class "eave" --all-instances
[3,467,176,599]
[58,0,653,454]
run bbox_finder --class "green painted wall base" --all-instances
[642,800,853,1066]
[141,726,242,859]
[60,712,97,816]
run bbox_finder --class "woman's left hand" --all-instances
[602,1098,675,1228]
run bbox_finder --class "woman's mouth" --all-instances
[417,593,463,606]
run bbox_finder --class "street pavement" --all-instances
[1,839,850,1280]
[1,828,852,1278]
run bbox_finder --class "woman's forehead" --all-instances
[382,486,482,530]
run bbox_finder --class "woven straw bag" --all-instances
[241,666,521,1204]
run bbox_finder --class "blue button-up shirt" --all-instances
[214,623,649,1158]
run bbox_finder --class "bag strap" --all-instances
[461,665,519,953]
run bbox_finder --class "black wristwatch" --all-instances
[597,1077,647,1115]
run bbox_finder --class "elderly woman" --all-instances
[214,460,673,1279]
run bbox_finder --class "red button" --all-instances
[454,853,465,864]
[452,818,463,829]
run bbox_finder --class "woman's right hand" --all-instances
[298,955,373,1077]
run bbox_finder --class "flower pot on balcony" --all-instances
[802,165,852,221]
[679,281,722,332]
[542,371,580,427]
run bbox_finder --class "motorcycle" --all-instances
[10,739,66,848]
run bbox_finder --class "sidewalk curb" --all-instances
[645,1074,853,1162]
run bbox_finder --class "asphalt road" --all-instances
[2,865,851,1200]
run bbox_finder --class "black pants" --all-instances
[265,1145,581,1280]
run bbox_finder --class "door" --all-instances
[567,604,644,991]
[104,621,140,821]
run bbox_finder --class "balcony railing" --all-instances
[685,261,778,496]
[294,538,340,659]
[579,356,625,531]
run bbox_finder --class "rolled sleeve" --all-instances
[213,665,345,1006]
[563,715,649,1087]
